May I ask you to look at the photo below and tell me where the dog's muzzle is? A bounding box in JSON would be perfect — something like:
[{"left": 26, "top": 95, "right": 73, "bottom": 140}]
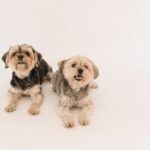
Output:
[{"left": 74, "top": 74, "right": 83, "bottom": 81}]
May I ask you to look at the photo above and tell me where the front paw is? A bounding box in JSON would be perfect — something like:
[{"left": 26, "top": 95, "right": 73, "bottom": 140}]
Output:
[
  {"left": 79, "top": 117, "right": 90, "bottom": 126},
  {"left": 63, "top": 117, "right": 75, "bottom": 128},
  {"left": 28, "top": 106, "right": 40, "bottom": 115},
  {"left": 5, "top": 104, "right": 16, "bottom": 112}
]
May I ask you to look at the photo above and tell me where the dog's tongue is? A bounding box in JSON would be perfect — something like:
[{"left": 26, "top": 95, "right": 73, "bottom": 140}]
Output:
[{"left": 76, "top": 75, "right": 82, "bottom": 79}]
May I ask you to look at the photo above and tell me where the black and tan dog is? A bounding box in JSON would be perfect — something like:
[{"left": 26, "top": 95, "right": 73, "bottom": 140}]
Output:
[{"left": 2, "top": 44, "right": 52, "bottom": 115}]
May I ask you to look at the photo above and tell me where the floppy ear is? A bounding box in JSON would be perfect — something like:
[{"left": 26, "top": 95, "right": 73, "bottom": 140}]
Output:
[
  {"left": 91, "top": 61, "right": 99, "bottom": 79},
  {"left": 2, "top": 52, "right": 9, "bottom": 68},
  {"left": 58, "top": 59, "right": 67, "bottom": 73},
  {"left": 35, "top": 52, "right": 42, "bottom": 66},
  {"left": 32, "top": 49, "right": 42, "bottom": 66},
  {"left": 36, "top": 52, "right": 42, "bottom": 61}
]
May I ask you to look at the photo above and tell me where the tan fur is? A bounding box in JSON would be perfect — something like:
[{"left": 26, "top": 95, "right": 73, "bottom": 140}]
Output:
[
  {"left": 62, "top": 56, "right": 96, "bottom": 90},
  {"left": 3, "top": 44, "right": 45, "bottom": 115},
  {"left": 57, "top": 55, "right": 98, "bottom": 128},
  {"left": 5, "top": 85, "right": 43, "bottom": 115},
  {"left": 4, "top": 44, "right": 39, "bottom": 79},
  {"left": 90, "top": 81, "right": 98, "bottom": 89},
  {"left": 58, "top": 94, "right": 94, "bottom": 127}
]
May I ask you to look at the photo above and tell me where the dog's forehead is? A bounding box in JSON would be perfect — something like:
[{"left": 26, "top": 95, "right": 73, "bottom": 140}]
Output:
[
  {"left": 20, "top": 44, "right": 33, "bottom": 52},
  {"left": 9, "top": 45, "right": 33, "bottom": 55},
  {"left": 81, "top": 57, "right": 90, "bottom": 64},
  {"left": 69, "top": 56, "right": 91, "bottom": 65},
  {"left": 68, "top": 56, "right": 80, "bottom": 64},
  {"left": 8, "top": 46, "right": 19, "bottom": 56},
  {"left": 9, "top": 46, "right": 18, "bottom": 52}
]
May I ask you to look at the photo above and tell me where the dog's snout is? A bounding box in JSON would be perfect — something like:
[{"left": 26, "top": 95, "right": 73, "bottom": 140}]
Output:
[
  {"left": 78, "top": 68, "right": 83, "bottom": 74},
  {"left": 18, "top": 55, "right": 24, "bottom": 60}
]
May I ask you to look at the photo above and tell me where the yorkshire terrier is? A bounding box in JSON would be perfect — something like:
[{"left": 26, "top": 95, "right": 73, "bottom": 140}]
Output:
[
  {"left": 52, "top": 55, "right": 99, "bottom": 127},
  {"left": 2, "top": 44, "right": 52, "bottom": 115}
]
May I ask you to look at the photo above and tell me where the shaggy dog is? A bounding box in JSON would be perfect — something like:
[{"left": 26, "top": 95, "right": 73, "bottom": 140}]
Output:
[
  {"left": 2, "top": 44, "right": 52, "bottom": 115},
  {"left": 52, "top": 55, "right": 99, "bottom": 127}
]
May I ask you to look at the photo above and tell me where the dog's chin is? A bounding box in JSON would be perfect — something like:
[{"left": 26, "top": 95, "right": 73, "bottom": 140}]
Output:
[
  {"left": 66, "top": 75, "right": 91, "bottom": 90},
  {"left": 16, "top": 62, "right": 28, "bottom": 70},
  {"left": 12, "top": 62, "right": 32, "bottom": 79}
]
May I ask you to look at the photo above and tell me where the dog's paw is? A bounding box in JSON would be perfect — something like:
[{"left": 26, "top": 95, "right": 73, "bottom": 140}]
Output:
[
  {"left": 90, "top": 82, "right": 98, "bottom": 89},
  {"left": 5, "top": 104, "right": 16, "bottom": 112},
  {"left": 63, "top": 117, "right": 75, "bottom": 128},
  {"left": 79, "top": 117, "right": 90, "bottom": 126},
  {"left": 28, "top": 106, "right": 40, "bottom": 115},
  {"left": 64, "top": 121, "right": 75, "bottom": 128}
]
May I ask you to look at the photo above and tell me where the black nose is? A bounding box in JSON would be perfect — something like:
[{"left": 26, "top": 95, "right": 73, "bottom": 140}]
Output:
[
  {"left": 18, "top": 55, "right": 24, "bottom": 60},
  {"left": 78, "top": 68, "right": 83, "bottom": 74}
]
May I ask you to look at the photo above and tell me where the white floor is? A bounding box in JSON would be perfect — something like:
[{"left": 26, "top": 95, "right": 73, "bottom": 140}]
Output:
[{"left": 0, "top": 0, "right": 150, "bottom": 150}]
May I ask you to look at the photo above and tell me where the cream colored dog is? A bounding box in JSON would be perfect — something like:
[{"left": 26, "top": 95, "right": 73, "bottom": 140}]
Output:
[{"left": 52, "top": 55, "right": 99, "bottom": 128}]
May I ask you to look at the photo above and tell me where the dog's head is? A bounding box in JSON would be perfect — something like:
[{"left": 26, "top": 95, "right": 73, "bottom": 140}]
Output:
[
  {"left": 2, "top": 44, "right": 42, "bottom": 78},
  {"left": 59, "top": 55, "right": 99, "bottom": 89}
]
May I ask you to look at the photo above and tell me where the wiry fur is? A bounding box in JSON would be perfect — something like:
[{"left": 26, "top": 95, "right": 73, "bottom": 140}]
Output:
[
  {"left": 52, "top": 55, "right": 99, "bottom": 128},
  {"left": 2, "top": 44, "right": 53, "bottom": 115}
]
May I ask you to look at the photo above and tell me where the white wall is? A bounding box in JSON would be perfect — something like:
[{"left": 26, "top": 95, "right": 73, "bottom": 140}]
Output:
[{"left": 0, "top": 0, "right": 150, "bottom": 150}]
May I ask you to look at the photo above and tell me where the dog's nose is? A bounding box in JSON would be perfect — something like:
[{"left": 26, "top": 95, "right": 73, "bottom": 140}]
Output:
[
  {"left": 78, "top": 68, "right": 83, "bottom": 74},
  {"left": 18, "top": 55, "right": 24, "bottom": 60}
]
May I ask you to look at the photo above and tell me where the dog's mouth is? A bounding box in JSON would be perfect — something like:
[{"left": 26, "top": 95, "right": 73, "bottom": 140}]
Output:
[
  {"left": 17, "top": 59, "right": 26, "bottom": 64},
  {"left": 74, "top": 75, "right": 83, "bottom": 81},
  {"left": 18, "top": 61, "right": 25, "bottom": 64},
  {"left": 17, "top": 61, "right": 27, "bottom": 69}
]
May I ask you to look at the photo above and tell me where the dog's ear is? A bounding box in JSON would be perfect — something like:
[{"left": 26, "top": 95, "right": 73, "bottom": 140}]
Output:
[
  {"left": 2, "top": 52, "right": 9, "bottom": 68},
  {"left": 36, "top": 52, "right": 42, "bottom": 61},
  {"left": 93, "top": 63, "right": 99, "bottom": 79},
  {"left": 32, "top": 49, "right": 42, "bottom": 66},
  {"left": 35, "top": 52, "right": 42, "bottom": 66},
  {"left": 58, "top": 59, "right": 67, "bottom": 73},
  {"left": 91, "top": 61, "right": 99, "bottom": 79}
]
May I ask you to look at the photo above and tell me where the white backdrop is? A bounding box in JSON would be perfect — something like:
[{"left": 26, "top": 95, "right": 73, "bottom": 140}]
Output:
[{"left": 0, "top": 0, "right": 150, "bottom": 150}]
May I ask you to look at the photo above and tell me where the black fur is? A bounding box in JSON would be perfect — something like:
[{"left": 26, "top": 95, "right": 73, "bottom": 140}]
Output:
[
  {"left": 2, "top": 52, "right": 9, "bottom": 68},
  {"left": 11, "top": 59, "right": 52, "bottom": 90}
]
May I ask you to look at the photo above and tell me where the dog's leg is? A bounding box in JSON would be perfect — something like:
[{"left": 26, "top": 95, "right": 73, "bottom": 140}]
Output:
[
  {"left": 57, "top": 96, "right": 75, "bottom": 128},
  {"left": 57, "top": 105, "right": 75, "bottom": 128},
  {"left": 5, "top": 90, "right": 21, "bottom": 112},
  {"left": 79, "top": 99, "right": 94, "bottom": 126},
  {"left": 28, "top": 86, "right": 43, "bottom": 115}
]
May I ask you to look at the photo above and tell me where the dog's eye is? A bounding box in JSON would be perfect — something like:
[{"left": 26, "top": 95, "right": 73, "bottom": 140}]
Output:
[
  {"left": 12, "top": 52, "right": 17, "bottom": 57},
  {"left": 25, "top": 52, "right": 30, "bottom": 57},
  {"left": 84, "top": 65, "right": 88, "bottom": 69},
  {"left": 72, "top": 63, "right": 76, "bottom": 68}
]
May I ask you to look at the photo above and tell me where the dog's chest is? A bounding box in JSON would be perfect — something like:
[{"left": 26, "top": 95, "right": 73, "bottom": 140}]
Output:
[
  {"left": 10, "top": 69, "right": 41, "bottom": 90},
  {"left": 63, "top": 85, "right": 89, "bottom": 101},
  {"left": 11, "top": 76, "right": 36, "bottom": 90}
]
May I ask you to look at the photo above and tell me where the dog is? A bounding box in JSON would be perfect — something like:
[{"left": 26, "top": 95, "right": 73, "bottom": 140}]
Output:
[
  {"left": 52, "top": 55, "right": 99, "bottom": 128},
  {"left": 2, "top": 44, "right": 52, "bottom": 115}
]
